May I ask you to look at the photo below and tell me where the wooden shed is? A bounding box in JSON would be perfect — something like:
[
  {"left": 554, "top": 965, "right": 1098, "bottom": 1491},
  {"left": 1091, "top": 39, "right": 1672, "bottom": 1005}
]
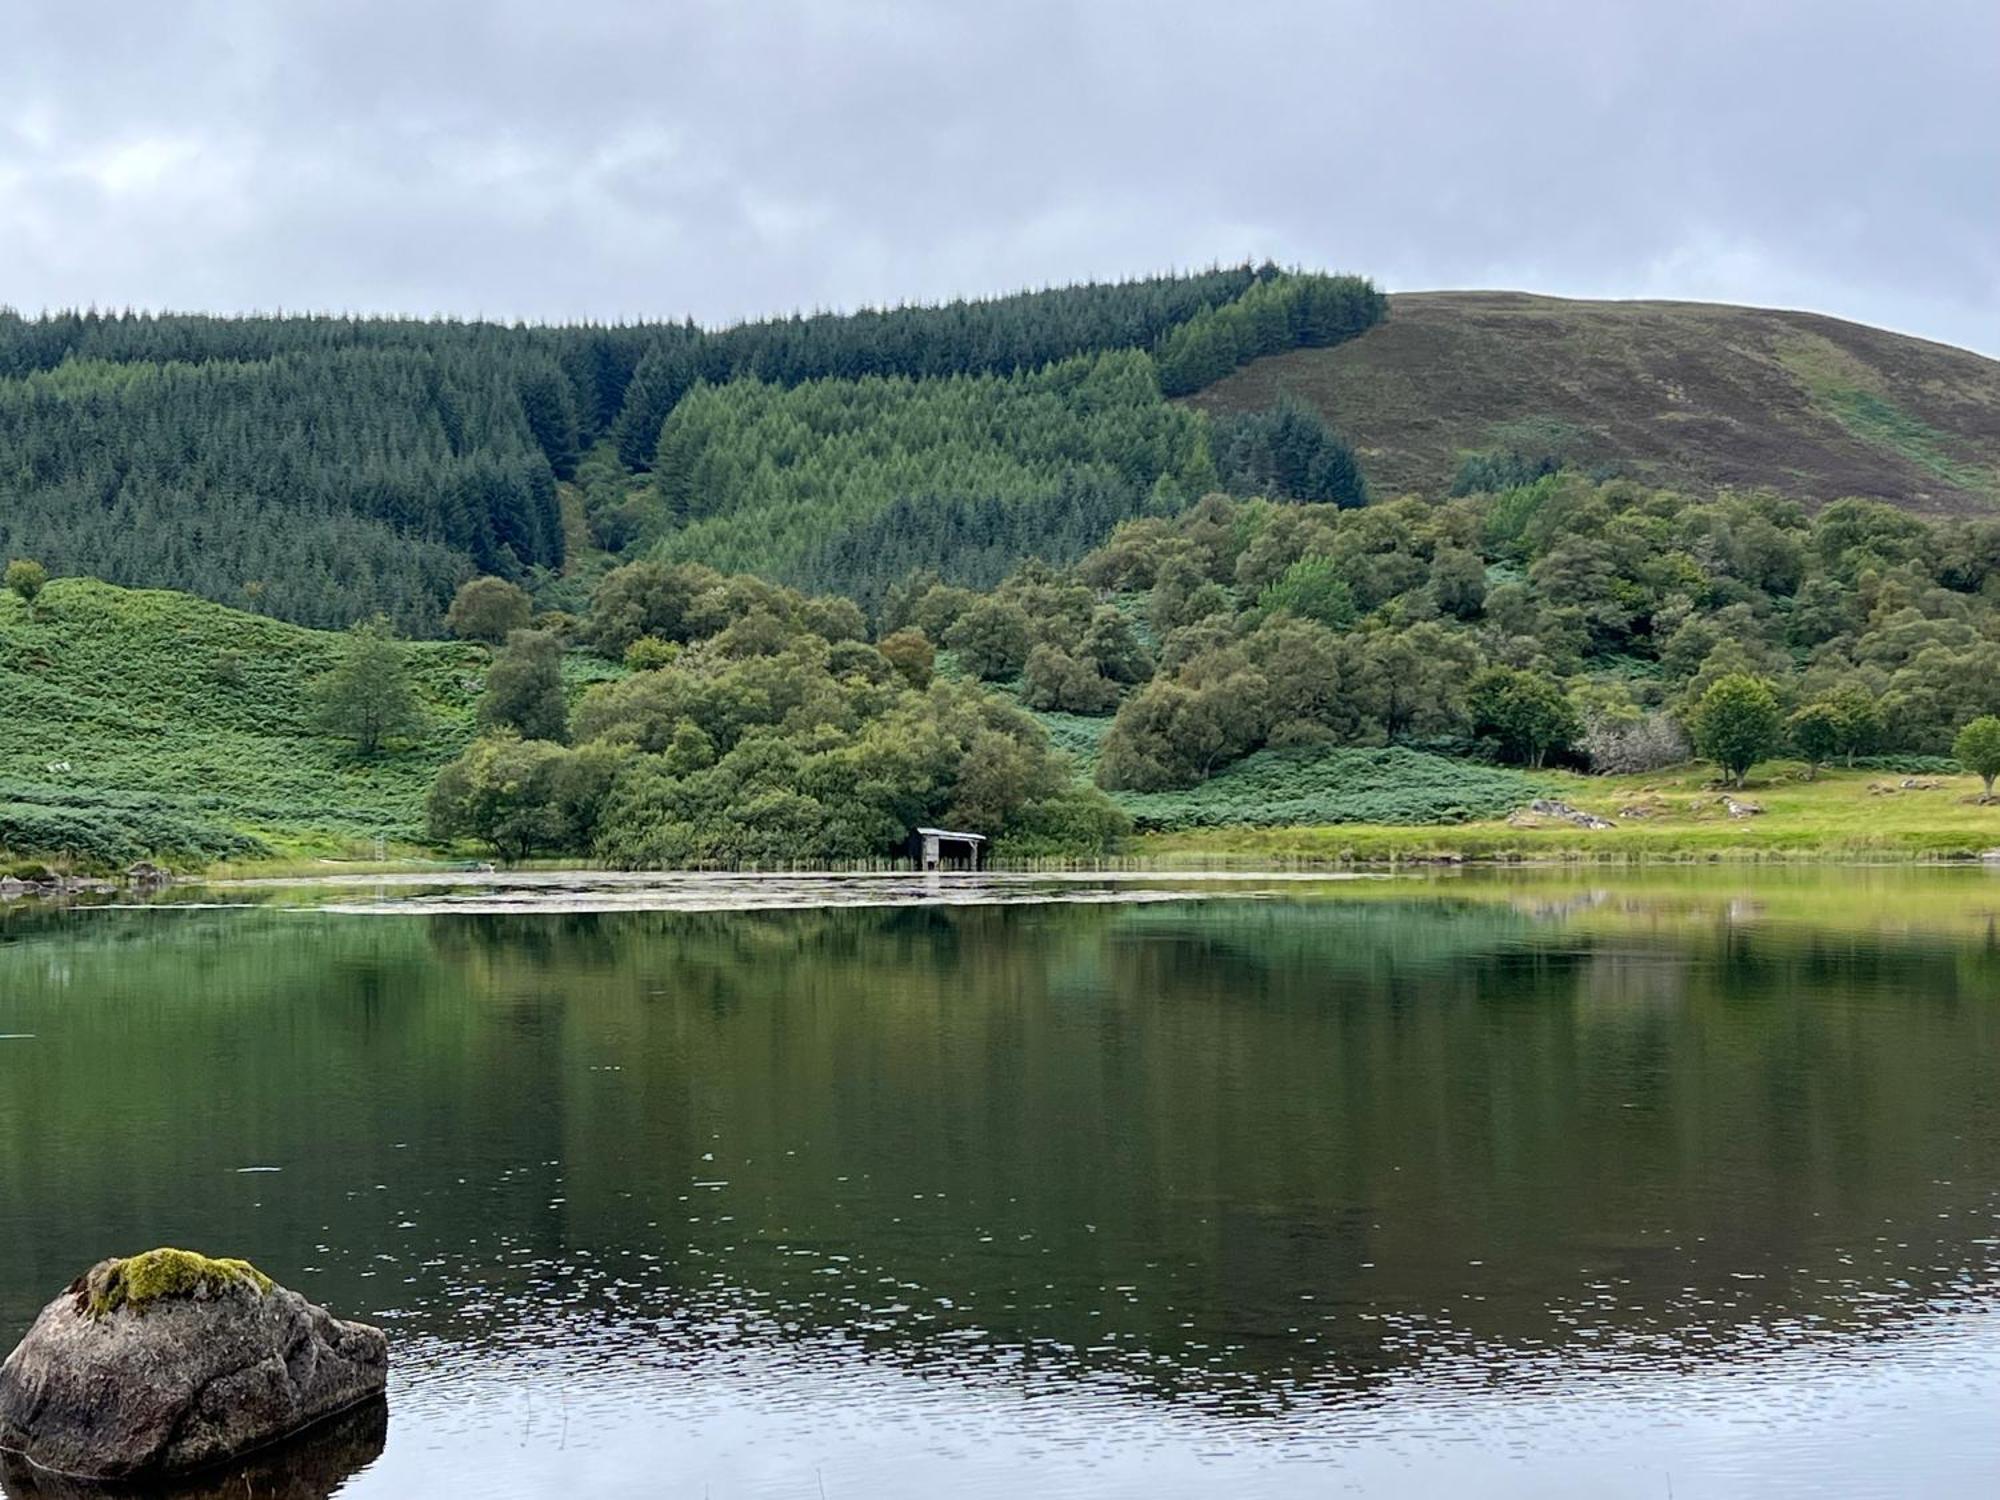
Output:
[{"left": 912, "top": 827, "right": 986, "bottom": 871}]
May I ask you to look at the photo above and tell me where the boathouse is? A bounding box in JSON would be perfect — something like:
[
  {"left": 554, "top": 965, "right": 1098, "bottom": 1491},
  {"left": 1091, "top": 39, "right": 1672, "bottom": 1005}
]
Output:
[{"left": 912, "top": 827, "right": 985, "bottom": 871}]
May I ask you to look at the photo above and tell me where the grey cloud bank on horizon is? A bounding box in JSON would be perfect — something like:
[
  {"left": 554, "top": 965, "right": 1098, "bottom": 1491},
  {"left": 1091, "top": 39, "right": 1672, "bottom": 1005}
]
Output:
[{"left": 2, "top": 0, "right": 1996, "bottom": 355}]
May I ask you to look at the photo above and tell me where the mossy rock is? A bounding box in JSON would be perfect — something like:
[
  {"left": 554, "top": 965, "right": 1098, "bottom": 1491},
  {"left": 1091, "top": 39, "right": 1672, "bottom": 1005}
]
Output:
[
  {"left": 2, "top": 1249, "right": 387, "bottom": 1480},
  {"left": 79, "top": 1248, "right": 274, "bottom": 1320}
]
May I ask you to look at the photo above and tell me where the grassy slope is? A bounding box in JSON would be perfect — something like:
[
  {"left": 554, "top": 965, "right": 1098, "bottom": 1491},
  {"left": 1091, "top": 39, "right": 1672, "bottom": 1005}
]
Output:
[
  {"left": 1138, "top": 763, "right": 2000, "bottom": 863},
  {"left": 1105, "top": 746, "right": 1535, "bottom": 831},
  {"left": 1190, "top": 291, "right": 2000, "bottom": 511},
  {"left": 0, "top": 580, "right": 602, "bottom": 861}
]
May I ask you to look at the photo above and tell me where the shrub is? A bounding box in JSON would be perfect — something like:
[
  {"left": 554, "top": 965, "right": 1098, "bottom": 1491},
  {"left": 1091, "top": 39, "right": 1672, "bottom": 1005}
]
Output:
[
  {"left": 445, "top": 576, "right": 533, "bottom": 645},
  {"left": 623, "top": 636, "right": 680, "bottom": 671},
  {"left": 0, "top": 796, "right": 261, "bottom": 868},
  {"left": 1580, "top": 713, "right": 1689, "bottom": 774},
  {"left": 5, "top": 558, "right": 49, "bottom": 611}
]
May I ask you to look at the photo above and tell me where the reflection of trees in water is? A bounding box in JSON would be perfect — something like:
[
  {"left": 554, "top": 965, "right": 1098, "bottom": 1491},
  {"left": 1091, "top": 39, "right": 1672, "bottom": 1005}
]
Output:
[{"left": 7, "top": 898, "right": 2000, "bottom": 1410}]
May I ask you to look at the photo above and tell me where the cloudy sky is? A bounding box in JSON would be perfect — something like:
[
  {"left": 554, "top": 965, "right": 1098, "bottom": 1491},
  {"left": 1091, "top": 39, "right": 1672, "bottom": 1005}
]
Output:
[{"left": 4, "top": 0, "right": 1996, "bottom": 353}]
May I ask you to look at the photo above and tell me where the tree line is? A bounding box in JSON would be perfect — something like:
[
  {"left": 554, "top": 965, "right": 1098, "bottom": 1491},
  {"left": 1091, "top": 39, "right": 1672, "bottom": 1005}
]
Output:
[
  {"left": 0, "top": 348, "right": 568, "bottom": 634},
  {"left": 0, "top": 267, "right": 1377, "bottom": 634},
  {"left": 879, "top": 477, "right": 2000, "bottom": 792},
  {"left": 412, "top": 564, "right": 1126, "bottom": 865}
]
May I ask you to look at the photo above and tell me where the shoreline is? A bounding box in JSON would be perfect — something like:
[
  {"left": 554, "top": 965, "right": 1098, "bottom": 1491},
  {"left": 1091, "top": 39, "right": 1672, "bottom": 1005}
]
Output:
[
  {"left": 11, "top": 840, "right": 2000, "bottom": 898},
  {"left": 9, "top": 766, "right": 2000, "bottom": 885}
]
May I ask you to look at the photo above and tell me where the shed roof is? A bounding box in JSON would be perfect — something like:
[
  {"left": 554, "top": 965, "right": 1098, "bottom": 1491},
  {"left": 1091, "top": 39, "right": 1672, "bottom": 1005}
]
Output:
[{"left": 915, "top": 827, "right": 987, "bottom": 841}]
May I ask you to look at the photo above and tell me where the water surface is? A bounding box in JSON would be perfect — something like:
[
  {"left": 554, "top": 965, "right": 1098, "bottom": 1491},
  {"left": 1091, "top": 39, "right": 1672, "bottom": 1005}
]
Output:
[{"left": 4, "top": 870, "right": 2000, "bottom": 1497}]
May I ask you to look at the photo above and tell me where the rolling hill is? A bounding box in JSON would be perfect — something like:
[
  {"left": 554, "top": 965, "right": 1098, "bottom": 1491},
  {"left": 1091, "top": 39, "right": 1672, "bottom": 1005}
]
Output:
[
  {"left": 1189, "top": 291, "right": 2000, "bottom": 511},
  {"left": 0, "top": 580, "right": 569, "bottom": 864}
]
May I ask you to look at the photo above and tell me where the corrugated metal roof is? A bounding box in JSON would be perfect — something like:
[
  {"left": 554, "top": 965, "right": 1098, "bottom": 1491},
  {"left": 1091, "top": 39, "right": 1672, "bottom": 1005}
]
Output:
[{"left": 914, "top": 827, "right": 986, "bottom": 840}]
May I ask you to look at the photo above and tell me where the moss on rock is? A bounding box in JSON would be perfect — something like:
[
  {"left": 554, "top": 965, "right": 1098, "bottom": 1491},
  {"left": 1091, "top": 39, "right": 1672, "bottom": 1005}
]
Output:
[{"left": 80, "top": 1249, "right": 273, "bottom": 1320}]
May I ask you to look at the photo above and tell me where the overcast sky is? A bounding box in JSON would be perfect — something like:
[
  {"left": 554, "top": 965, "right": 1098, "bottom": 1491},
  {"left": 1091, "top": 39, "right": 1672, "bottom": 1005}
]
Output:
[{"left": 4, "top": 1, "right": 1996, "bottom": 353}]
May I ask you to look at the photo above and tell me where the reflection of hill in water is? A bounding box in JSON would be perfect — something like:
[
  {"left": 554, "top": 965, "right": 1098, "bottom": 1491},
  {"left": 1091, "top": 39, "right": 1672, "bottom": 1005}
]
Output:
[{"left": 4, "top": 892, "right": 2000, "bottom": 1410}]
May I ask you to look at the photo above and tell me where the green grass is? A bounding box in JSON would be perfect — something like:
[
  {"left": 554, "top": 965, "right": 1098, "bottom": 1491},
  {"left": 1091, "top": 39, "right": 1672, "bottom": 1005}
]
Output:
[
  {"left": 0, "top": 580, "right": 491, "bottom": 865},
  {"left": 1818, "top": 388, "right": 1999, "bottom": 498},
  {"left": 1021, "top": 707, "right": 1115, "bottom": 772},
  {"left": 1111, "top": 745, "right": 1537, "bottom": 832},
  {"left": 1139, "top": 763, "right": 2000, "bottom": 863}
]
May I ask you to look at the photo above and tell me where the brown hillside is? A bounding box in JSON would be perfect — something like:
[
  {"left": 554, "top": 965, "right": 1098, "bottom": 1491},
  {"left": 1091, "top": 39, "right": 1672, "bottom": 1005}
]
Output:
[{"left": 1188, "top": 291, "right": 2000, "bottom": 512}]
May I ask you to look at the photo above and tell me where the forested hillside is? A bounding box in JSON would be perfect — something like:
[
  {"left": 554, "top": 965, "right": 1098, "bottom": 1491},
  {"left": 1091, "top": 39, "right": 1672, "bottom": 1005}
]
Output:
[
  {"left": 0, "top": 267, "right": 1381, "bottom": 631},
  {"left": 650, "top": 352, "right": 1213, "bottom": 596},
  {"left": 890, "top": 477, "right": 2000, "bottom": 800}
]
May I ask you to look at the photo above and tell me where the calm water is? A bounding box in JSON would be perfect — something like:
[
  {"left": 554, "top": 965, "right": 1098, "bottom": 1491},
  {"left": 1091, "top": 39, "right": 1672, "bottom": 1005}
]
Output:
[{"left": 4, "top": 870, "right": 2000, "bottom": 1497}]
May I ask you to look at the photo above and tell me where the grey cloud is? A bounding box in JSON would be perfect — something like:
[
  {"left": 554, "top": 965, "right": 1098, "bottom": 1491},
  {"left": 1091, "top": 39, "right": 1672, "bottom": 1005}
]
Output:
[{"left": 2, "top": 0, "right": 1995, "bottom": 353}]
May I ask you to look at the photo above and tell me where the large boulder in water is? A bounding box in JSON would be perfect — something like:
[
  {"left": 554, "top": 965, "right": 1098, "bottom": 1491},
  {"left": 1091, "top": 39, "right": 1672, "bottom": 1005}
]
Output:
[{"left": 0, "top": 1250, "right": 388, "bottom": 1483}]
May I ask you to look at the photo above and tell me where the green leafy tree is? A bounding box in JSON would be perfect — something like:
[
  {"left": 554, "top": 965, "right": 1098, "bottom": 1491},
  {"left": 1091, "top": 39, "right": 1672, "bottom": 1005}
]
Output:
[
  {"left": 1824, "top": 685, "right": 1883, "bottom": 766},
  {"left": 446, "top": 576, "right": 534, "bottom": 645},
  {"left": 1788, "top": 700, "right": 1843, "bottom": 780},
  {"left": 946, "top": 598, "right": 1032, "bottom": 681},
  {"left": 624, "top": 636, "right": 680, "bottom": 671},
  {"left": 1690, "top": 673, "right": 1782, "bottom": 787},
  {"left": 311, "top": 616, "right": 421, "bottom": 755},
  {"left": 1953, "top": 716, "right": 2000, "bottom": 800},
  {"left": 5, "top": 559, "right": 48, "bottom": 615},
  {"left": 480, "top": 629, "right": 568, "bottom": 742},
  {"left": 427, "top": 734, "right": 570, "bottom": 859},
  {"left": 1467, "top": 667, "right": 1579, "bottom": 768},
  {"left": 1096, "top": 669, "right": 1268, "bottom": 790},
  {"left": 1258, "top": 554, "right": 1356, "bottom": 630},
  {"left": 583, "top": 560, "right": 710, "bottom": 657},
  {"left": 1021, "top": 645, "right": 1119, "bottom": 714},
  {"left": 1078, "top": 606, "right": 1153, "bottom": 684},
  {"left": 1430, "top": 546, "right": 1488, "bottom": 619},
  {"left": 877, "top": 628, "right": 936, "bottom": 689}
]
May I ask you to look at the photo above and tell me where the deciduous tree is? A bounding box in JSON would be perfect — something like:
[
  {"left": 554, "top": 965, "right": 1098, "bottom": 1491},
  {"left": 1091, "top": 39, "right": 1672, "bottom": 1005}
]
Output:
[
  {"left": 1690, "top": 673, "right": 1781, "bottom": 787},
  {"left": 5, "top": 559, "right": 47, "bottom": 615},
  {"left": 446, "top": 576, "right": 533, "bottom": 645},
  {"left": 1788, "top": 700, "right": 1843, "bottom": 780},
  {"left": 1467, "top": 667, "right": 1579, "bottom": 768},
  {"left": 1952, "top": 716, "right": 2000, "bottom": 800},
  {"left": 480, "top": 629, "right": 568, "bottom": 742},
  {"left": 312, "top": 616, "right": 421, "bottom": 756}
]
